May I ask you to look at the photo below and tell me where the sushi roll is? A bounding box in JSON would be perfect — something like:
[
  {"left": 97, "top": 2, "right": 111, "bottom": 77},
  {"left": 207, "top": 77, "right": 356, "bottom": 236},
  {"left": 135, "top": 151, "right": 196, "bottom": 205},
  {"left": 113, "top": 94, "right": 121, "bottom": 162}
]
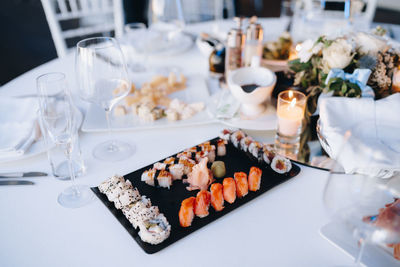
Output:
[
  {"left": 169, "top": 163, "right": 184, "bottom": 180},
  {"left": 217, "top": 139, "right": 227, "bottom": 157},
  {"left": 98, "top": 178, "right": 115, "bottom": 194},
  {"left": 210, "top": 183, "right": 224, "bottom": 211},
  {"left": 178, "top": 157, "right": 196, "bottom": 175},
  {"left": 129, "top": 206, "right": 160, "bottom": 229},
  {"left": 194, "top": 190, "right": 211, "bottom": 218},
  {"left": 114, "top": 188, "right": 141, "bottom": 210},
  {"left": 219, "top": 129, "right": 232, "bottom": 141},
  {"left": 248, "top": 167, "right": 262, "bottom": 192},
  {"left": 177, "top": 151, "right": 194, "bottom": 159},
  {"left": 234, "top": 172, "right": 249, "bottom": 198},
  {"left": 248, "top": 141, "right": 262, "bottom": 159},
  {"left": 230, "top": 130, "right": 245, "bottom": 148},
  {"left": 262, "top": 144, "right": 276, "bottom": 164},
  {"left": 157, "top": 170, "right": 173, "bottom": 189},
  {"left": 195, "top": 150, "right": 207, "bottom": 162},
  {"left": 206, "top": 147, "right": 216, "bottom": 163},
  {"left": 138, "top": 213, "right": 171, "bottom": 245},
  {"left": 141, "top": 169, "right": 156, "bottom": 186},
  {"left": 179, "top": 197, "right": 196, "bottom": 227},
  {"left": 123, "top": 195, "right": 152, "bottom": 218},
  {"left": 240, "top": 136, "right": 253, "bottom": 152},
  {"left": 153, "top": 162, "right": 167, "bottom": 170},
  {"left": 185, "top": 146, "right": 197, "bottom": 153},
  {"left": 223, "top": 178, "right": 236, "bottom": 204},
  {"left": 271, "top": 155, "right": 292, "bottom": 174}
]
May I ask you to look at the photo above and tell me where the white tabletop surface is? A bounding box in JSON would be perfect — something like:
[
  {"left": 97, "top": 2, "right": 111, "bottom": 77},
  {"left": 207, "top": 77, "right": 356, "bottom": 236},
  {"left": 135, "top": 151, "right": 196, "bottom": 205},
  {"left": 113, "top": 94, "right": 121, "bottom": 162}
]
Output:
[{"left": 1, "top": 18, "right": 399, "bottom": 267}]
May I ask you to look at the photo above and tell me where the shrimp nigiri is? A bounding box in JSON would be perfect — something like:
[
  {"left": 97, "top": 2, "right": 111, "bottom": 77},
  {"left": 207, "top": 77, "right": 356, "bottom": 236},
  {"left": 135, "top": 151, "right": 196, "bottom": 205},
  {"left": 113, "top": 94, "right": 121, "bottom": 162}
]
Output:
[
  {"left": 179, "top": 197, "right": 195, "bottom": 227},
  {"left": 210, "top": 183, "right": 224, "bottom": 211},
  {"left": 248, "top": 167, "right": 262, "bottom": 192},
  {"left": 234, "top": 172, "right": 249, "bottom": 198},
  {"left": 222, "top": 177, "right": 236, "bottom": 204},
  {"left": 194, "top": 190, "right": 211, "bottom": 218}
]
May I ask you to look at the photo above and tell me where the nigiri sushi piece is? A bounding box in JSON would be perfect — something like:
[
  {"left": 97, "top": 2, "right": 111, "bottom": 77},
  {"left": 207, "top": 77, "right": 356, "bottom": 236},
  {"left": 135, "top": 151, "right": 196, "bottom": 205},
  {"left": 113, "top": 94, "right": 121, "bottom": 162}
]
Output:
[
  {"left": 138, "top": 213, "right": 171, "bottom": 245},
  {"left": 217, "top": 139, "right": 227, "bottom": 157},
  {"left": 141, "top": 169, "right": 156, "bottom": 186},
  {"left": 164, "top": 157, "right": 176, "bottom": 165},
  {"left": 248, "top": 167, "right": 262, "bottom": 192},
  {"left": 194, "top": 190, "right": 211, "bottom": 218},
  {"left": 271, "top": 155, "right": 292, "bottom": 174},
  {"left": 222, "top": 177, "right": 236, "bottom": 204},
  {"left": 219, "top": 129, "right": 232, "bottom": 141},
  {"left": 230, "top": 130, "right": 245, "bottom": 148},
  {"left": 185, "top": 157, "right": 213, "bottom": 191},
  {"left": 157, "top": 170, "right": 173, "bottom": 189},
  {"left": 153, "top": 162, "right": 167, "bottom": 170},
  {"left": 169, "top": 163, "right": 184, "bottom": 180},
  {"left": 234, "top": 172, "right": 249, "bottom": 198},
  {"left": 262, "top": 144, "right": 276, "bottom": 164},
  {"left": 179, "top": 197, "right": 196, "bottom": 227},
  {"left": 240, "top": 136, "right": 253, "bottom": 152},
  {"left": 179, "top": 157, "right": 196, "bottom": 175},
  {"left": 210, "top": 183, "right": 224, "bottom": 211},
  {"left": 195, "top": 150, "right": 208, "bottom": 162}
]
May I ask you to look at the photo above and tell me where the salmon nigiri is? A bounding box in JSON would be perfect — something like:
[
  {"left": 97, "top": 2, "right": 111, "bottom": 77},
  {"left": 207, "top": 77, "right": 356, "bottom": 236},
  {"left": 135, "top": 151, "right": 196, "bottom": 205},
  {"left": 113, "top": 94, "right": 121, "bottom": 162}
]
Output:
[
  {"left": 194, "top": 190, "right": 211, "bottom": 218},
  {"left": 210, "top": 183, "right": 224, "bottom": 211},
  {"left": 223, "top": 177, "right": 236, "bottom": 204},
  {"left": 179, "top": 197, "right": 196, "bottom": 227},
  {"left": 234, "top": 172, "right": 249, "bottom": 198},
  {"left": 248, "top": 167, "right": 262, "bottom": 192}
]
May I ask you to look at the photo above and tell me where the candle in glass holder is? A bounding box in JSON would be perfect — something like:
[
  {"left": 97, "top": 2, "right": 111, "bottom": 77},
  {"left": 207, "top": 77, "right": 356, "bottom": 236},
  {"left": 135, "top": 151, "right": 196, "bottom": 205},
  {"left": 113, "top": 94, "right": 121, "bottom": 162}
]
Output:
[{"left": 275, "top": 90, "right": 306, "bottom": 158}]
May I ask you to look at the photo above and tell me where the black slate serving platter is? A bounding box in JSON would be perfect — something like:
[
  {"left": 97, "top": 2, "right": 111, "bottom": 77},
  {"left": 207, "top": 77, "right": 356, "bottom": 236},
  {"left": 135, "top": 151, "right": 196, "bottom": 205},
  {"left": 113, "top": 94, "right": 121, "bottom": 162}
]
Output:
[{"left": 92, "top": 137, "right": 301, "bottom": 254}]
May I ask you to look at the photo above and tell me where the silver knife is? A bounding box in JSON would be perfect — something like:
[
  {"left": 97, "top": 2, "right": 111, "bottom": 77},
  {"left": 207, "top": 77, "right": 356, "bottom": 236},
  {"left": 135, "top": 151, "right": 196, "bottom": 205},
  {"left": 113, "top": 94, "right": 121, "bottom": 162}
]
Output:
[
  {"left": 0, "top": 172, "right": 48, "bottom": 178},
  {"left": 0, "top": 180, "right": 35, "bottom": 185}
]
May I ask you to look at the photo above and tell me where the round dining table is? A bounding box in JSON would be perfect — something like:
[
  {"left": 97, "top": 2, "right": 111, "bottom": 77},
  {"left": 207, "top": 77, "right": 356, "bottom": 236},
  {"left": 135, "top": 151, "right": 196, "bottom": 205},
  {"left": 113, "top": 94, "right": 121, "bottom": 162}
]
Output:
[{"left": 1, "top": 18, "right": 399, "bottom": 267}]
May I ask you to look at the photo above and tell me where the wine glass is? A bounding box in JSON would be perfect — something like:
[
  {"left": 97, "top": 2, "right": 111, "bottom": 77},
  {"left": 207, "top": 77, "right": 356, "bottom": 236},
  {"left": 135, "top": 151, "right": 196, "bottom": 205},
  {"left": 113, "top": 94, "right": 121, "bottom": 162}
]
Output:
[
  {"left": 37, "top": 72, "right": 93, "bottom": 208},
  {"left": 323, "top": 125, "right": 400, "bottom": 266},
  {"left": 75, "top": 37, "right": 134, "bottom": 162}
]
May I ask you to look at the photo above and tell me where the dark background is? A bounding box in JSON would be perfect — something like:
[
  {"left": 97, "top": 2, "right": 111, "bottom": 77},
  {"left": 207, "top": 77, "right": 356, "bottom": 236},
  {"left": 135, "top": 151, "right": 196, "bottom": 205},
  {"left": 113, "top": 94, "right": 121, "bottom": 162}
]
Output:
[{"left": 1, "top": 0, "right": 399, "bottom": 86}]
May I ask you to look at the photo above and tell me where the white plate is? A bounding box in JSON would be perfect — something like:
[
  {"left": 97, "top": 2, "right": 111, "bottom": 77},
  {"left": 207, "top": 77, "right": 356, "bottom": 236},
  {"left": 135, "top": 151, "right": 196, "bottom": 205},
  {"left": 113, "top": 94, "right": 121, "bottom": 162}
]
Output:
[
  {"left": 320, "top": 222, "right": 399, "bottom": 267},
  {"left": 207, "top": 90, "right": 278, "bottom": 131},
  {"left": 81, "top": 74, "right": 217, "bottom": 132}
]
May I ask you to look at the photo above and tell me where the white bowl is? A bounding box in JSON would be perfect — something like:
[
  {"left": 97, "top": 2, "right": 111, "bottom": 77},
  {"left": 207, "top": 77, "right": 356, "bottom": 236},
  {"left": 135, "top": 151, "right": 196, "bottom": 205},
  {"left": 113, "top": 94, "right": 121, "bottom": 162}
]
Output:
[{"left": 227, "top": 67, "right": 276, "bottom": 117}]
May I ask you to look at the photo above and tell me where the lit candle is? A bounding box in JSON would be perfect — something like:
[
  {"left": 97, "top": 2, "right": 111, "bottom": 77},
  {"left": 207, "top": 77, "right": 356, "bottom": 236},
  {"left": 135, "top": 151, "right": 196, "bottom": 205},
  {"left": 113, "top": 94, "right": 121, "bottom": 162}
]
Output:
[{"left": 276, "top": 90, "right": 306, "bottom": 136}]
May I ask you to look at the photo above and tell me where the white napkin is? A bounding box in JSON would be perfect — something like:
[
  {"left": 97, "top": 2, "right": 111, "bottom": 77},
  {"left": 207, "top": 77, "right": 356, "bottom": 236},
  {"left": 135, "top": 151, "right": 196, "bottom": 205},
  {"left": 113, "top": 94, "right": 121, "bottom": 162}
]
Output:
[
  {"left": 318, "top": 93, "right": 400, "bottom": 178},
  {"left": 0, "top": 97, "right": 39, "bottom": 159}
]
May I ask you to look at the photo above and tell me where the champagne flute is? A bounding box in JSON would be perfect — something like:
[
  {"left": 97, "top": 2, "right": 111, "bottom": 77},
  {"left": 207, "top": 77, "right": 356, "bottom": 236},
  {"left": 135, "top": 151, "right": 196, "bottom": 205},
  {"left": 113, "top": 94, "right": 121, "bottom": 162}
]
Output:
[
  {"left": 37, "top": 72, "right": 93, "bottom": 208},
  {"left": 323, "top": 123, "right": 400, "bottom": 266},
  {"left": 75, "top": 37, "right": 134, "bottom": 162}
]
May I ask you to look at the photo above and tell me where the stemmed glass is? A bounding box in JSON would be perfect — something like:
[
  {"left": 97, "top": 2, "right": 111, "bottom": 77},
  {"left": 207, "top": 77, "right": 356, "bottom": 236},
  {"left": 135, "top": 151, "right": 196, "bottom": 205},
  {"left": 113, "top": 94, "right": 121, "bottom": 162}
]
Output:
[
  {"left": 123, "top": 22, "right": 148, "bottom": 72},
  {"left": 37, "top": 72, "right": 93, "bottom": 208},
  {"left": 75, "top": 37, "right": 134, "bottom": 162},
  {"left": 323, "top": 125, "right": 400, "bottom": 266}
]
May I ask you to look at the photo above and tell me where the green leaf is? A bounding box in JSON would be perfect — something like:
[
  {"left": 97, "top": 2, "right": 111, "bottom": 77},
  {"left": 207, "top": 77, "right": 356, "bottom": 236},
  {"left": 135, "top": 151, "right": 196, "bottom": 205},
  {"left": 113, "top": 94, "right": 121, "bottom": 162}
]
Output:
[{"left": 341, "top": 83, "right": 347, "bottom": 94}]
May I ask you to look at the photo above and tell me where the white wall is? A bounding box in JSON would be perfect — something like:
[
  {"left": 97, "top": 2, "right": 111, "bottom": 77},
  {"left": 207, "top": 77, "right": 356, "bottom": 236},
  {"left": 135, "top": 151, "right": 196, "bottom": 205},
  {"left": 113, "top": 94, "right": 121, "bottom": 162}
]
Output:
[{"left": 378, "top": 0, "right": 400, "bottom": 11}]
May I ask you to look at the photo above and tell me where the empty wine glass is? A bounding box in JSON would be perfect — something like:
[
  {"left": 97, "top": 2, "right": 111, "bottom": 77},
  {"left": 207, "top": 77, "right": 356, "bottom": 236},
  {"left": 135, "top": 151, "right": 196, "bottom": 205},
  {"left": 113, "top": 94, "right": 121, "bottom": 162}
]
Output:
[
  {"left": 75, "top": 37, "right": 134, "bottom": 162},
  {"left": 37, "top": 72, "right": 93, "bottom": 208},
  {"left": 123, "top": 22, "right": 148, "bottom": 72},
  {"left": 323, "top": 125, "right": 400, "bottom": 266}
]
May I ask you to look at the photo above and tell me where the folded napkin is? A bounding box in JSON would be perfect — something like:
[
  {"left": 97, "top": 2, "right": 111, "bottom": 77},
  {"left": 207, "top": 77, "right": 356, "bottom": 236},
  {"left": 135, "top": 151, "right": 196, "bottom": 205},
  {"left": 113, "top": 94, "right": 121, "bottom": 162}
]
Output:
[
  {"left": 319, "top": 93, "right": 400, "bottom": 178},
  {"left": 0, "top": 97, "right": 39, "bottom": 159}
]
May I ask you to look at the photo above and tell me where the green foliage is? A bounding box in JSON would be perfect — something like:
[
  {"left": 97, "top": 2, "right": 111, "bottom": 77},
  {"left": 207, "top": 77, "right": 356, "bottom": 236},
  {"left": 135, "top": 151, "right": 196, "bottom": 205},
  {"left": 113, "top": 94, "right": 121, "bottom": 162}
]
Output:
[{"left": 324, "top": 77, "right": 362, "bottom": 97}]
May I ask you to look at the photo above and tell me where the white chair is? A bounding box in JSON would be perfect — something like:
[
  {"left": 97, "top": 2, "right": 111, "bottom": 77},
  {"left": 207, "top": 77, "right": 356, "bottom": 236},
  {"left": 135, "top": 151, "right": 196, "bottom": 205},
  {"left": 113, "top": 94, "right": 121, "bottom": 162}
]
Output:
[{"left": 41, "top": 0, "right": 124, "bottom": 58}]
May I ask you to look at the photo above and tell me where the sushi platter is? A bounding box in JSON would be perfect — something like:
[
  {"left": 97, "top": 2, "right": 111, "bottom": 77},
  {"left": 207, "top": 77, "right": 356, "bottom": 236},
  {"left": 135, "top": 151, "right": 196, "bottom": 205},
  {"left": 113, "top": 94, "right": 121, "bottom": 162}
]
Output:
[{"left": 92, "top": 130, "right": 301, "bottom": 254}]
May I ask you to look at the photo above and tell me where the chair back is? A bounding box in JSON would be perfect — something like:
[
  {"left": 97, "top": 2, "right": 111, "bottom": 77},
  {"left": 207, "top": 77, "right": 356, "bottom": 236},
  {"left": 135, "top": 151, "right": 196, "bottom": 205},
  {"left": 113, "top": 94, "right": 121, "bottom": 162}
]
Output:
[{"left": 41, "top": 0, "right": 124, "bottom": 58}]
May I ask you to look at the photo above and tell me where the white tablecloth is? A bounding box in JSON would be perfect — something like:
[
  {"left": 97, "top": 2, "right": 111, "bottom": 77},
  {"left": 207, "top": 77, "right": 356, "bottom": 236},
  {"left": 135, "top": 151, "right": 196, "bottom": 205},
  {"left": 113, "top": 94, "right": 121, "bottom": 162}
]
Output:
[{"left": 1, "top": 18, "right": 399, "bottom": 267}]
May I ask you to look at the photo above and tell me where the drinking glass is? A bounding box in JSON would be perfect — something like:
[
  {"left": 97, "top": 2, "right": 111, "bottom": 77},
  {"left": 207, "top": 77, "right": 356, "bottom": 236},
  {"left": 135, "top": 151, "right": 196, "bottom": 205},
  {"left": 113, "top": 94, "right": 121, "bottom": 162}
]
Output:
[
  {"left": 124, "top": 22, "right": 148, "bottom": 72},
  {"left": 323, "top": 126, "right": 400, "bottom": 266},
  {"left": 76, "top": 37, "right": 134, "bottom": 162},
  {"left": 37, "top": 72, "right": 93, "bottom": 208}
]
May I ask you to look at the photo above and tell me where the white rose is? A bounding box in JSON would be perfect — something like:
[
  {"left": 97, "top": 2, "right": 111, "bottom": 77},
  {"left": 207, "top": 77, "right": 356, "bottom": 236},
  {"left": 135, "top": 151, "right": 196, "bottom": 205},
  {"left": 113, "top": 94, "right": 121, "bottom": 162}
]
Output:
[
  {"left": 298, "top": 39, "right": 323, "bottom": 63},
  {"left": 354, "top": 32, "right": 389, "bottom": 56},
  {"left": 322, "top": 38, "right": 354, "bottom": 72}
]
